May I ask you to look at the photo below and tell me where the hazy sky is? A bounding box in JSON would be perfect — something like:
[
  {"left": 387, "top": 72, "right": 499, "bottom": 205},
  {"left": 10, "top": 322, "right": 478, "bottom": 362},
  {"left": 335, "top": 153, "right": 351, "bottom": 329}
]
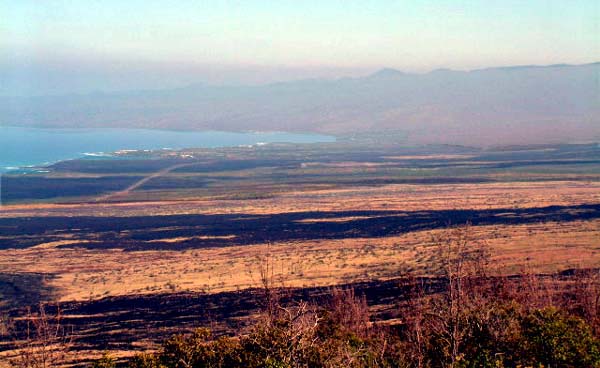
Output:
[{"left": 1, "top": 0, "right": 598, "bottom": 95}]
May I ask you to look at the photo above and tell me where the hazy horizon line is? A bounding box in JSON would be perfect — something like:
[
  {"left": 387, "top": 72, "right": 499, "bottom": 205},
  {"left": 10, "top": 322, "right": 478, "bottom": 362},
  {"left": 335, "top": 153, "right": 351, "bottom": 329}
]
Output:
[{"left": 2, "top": 60, "right": 598, "bottom": 99}]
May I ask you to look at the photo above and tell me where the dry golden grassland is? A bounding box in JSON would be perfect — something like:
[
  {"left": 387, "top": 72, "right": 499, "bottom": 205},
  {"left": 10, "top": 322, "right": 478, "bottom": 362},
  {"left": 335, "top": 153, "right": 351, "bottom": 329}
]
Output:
[
  {"left": 2, "top": 180, "right": 599, "bottom": 218},
  {"left": 1, "top": 220, "right": 599, "bottom": 303},
  {"left": 1, "top": 181, "right": 598, "bottom": 303}
]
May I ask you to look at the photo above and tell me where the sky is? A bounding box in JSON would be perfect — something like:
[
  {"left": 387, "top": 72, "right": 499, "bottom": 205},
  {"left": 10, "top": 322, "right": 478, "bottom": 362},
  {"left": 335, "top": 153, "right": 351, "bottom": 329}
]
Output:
[{"left": 1, "top": 0, "right": 598, "bottom": 95}]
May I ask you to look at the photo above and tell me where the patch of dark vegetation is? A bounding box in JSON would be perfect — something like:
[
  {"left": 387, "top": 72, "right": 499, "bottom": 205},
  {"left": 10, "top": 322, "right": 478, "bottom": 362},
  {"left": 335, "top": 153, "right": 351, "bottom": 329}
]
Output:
[
  {"left": 480, "top": 143, "right": 600, "bottom": 160},
  {"left": 485, "top": 159, "right": 600, "bottom": 169},
  {"left": 0, "top": 204, "right": 599, "bottom": 250},
  {"left": 137, "top": 176, "right": 210, "bottom": 190},
  {"left": 0, "top": 273, "right": 56, "bottom": 310},
  {"left": 172, "top": 159, "right": 300, "bottom": 173},
  {"left": 400, "top": 159, "right": 600, "bottom": 170},
  {"left": 136, "top": 176, "right": 495, "bottom": 192},
  {"left": 0, "top": 175, "right": 144, "bottom": 203},
  {"left": 49, "top": 159, "right": 186, "bottom": 174}
]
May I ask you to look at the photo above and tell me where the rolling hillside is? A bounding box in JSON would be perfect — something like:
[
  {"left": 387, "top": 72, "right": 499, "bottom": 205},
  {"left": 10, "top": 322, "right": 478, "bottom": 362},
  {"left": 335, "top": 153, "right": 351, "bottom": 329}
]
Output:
[{"left": 1, "top": 62, "right": 598, "bottom": 146}]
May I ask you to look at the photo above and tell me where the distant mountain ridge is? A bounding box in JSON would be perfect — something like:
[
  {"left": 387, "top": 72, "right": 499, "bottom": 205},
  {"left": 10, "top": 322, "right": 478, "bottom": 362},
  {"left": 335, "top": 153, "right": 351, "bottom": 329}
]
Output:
[{"left": 1, "top": 62, "right": 598, "bottom": 146}]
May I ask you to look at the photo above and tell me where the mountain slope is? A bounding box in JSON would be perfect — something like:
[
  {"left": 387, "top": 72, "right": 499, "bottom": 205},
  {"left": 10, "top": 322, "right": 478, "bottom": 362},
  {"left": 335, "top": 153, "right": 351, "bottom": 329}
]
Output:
[{"left": 1, "top": 63, "right": 598, "bottom": 146}]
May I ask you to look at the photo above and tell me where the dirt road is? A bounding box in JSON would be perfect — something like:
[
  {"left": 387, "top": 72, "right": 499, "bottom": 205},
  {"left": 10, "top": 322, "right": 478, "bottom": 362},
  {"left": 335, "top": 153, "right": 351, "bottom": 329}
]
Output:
[{"left": 96, "top": 162, "right": 194, "bottom": 202}]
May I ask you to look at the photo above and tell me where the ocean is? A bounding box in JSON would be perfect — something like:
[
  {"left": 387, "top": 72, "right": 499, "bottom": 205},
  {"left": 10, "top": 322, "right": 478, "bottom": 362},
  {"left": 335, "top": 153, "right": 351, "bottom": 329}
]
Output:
[{"left": 0, "top": 126, "right": 335, "bottom": 172}]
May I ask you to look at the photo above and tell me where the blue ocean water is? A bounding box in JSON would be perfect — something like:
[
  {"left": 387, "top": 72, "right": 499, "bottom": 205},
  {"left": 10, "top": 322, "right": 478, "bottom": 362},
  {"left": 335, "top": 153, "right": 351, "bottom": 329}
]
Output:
[{"left": 0, "top": 126, "right": 335, "bottom": 172}]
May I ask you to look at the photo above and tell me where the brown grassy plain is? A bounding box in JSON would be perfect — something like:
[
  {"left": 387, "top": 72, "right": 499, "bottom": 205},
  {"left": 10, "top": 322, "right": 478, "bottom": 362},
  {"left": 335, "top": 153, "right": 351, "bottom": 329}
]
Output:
[
  {"left": 1, "top": 181, "right": 598, "bottom": 303},
  {"left": 2, "top": 180, "right": 599, "bottom": 218}
]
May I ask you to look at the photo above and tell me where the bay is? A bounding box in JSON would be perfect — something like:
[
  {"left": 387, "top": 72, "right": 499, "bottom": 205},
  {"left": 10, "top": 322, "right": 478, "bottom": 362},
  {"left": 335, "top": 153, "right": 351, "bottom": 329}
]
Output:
[{"left": 0, "top": 126, "right": 335, "bottom": 172}]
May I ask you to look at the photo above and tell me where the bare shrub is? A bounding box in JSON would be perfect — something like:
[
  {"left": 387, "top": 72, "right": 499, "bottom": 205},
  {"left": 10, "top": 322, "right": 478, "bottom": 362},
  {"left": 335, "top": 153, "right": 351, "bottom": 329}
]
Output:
[
  {"left": 9, "top": 304, "right": 73, "bottom": 368},
  {"left": 562, "top": 268, "right": 600, "bottom": 335},
  {"left": 325, "top": 287, "right": 371, "bottom": 338},
  {"left": 427, "top": 224, "right": 491, "bottom": 366}
]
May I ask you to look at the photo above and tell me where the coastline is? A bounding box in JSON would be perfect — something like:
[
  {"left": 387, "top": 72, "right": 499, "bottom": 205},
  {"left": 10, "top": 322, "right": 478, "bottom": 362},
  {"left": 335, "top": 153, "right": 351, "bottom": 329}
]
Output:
[{"left": 0, "top": 126, "right": 336, "bottom": 174}]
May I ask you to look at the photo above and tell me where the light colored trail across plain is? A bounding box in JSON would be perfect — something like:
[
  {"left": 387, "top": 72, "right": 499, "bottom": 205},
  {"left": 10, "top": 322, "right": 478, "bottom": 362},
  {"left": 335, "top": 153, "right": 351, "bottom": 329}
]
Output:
[{"left": 96, "top": 162, "right": 195, "bottom": 202}]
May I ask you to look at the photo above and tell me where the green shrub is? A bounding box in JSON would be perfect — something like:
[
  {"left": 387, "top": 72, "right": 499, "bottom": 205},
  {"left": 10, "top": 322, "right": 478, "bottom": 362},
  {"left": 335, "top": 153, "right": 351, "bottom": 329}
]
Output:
[
  {"left": 90, "top": 353, "right": 117, "bottom": 368},
  {"left": 517, "top": 307, "right": 600, "bottom": 368},
  {"left": 90, "top": 293, "right": 600, "bottom": 368}
]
